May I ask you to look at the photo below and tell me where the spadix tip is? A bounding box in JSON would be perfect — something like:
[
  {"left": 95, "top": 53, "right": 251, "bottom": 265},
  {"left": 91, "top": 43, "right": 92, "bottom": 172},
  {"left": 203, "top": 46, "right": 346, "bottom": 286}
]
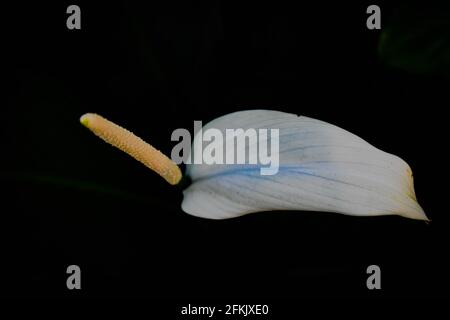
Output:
[{"left": 80, "top": 113, "right": 96, "bottom": 128}]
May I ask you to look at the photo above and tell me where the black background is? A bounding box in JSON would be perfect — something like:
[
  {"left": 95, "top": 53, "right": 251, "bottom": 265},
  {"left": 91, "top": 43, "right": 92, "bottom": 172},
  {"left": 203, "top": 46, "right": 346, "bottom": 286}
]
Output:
[{"left": 3, "top": 1, "right": 449, "bottom": 302}]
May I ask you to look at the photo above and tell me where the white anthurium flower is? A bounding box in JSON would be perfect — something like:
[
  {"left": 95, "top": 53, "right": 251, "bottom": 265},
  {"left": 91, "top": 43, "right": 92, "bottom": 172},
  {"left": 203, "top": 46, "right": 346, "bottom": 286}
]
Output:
[
  {"left": 80, "top": 110, "right": 428, "bottom": 221},
  {"left": 182, "top": 110, "right": 427, "bottom": 221}
]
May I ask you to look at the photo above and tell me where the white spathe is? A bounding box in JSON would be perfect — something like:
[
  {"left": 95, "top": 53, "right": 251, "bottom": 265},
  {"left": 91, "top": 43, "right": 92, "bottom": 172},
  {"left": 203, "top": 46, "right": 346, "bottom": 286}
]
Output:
[{"left": 181, "top": 110, "right": 427, "bottom": 221}]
